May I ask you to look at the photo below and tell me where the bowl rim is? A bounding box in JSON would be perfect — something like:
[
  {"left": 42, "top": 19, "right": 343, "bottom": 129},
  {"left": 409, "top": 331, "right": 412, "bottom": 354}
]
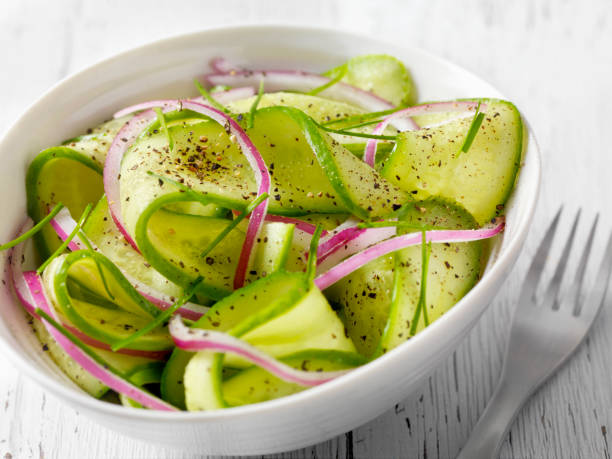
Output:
[{"left": 0, "top": 23, "right": 541, "bottom": 421}]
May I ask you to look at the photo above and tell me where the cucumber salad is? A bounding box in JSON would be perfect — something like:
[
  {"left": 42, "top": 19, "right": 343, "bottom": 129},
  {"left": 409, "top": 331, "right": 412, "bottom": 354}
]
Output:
[{"left": 5, "top": 54, "right": 522, "bottom": 411}]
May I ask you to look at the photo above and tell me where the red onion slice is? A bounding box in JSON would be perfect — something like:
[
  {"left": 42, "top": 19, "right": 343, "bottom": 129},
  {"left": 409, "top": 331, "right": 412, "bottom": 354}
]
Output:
[
  {"left": 21, "top": 271, "right": 176, "bottom": 410},
  {"left": 104, "top": 110, "right": 158, "bottom": 251},
  {"left": 314, "top": 219, "right": 505, "bottom": 290},
  {"left": 206, "top": 70, "right": 397, "bottom": 113},
  {"left": 169, "top": 316, "right": 350, "bottom": 386},
  {"left": 210, "top": 57, "right": 242, "bottom": 74},
  {"left": 49, "top": 209, "right": 207, "bottom": 321},
  {"left": 112, "top": 87, "right": 255, "bottom": 119},
  {"left": 363, "top": 101, "right": 485, "bottom": 167},
  {"left": 317, "top": 226, "right": 398, "bottom": 272}
]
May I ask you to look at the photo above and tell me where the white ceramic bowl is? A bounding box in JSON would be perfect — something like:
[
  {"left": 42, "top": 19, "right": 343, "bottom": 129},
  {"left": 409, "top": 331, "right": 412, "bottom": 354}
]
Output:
[{"left": 0, "top": 25, "right": 540, "bottom": 455}]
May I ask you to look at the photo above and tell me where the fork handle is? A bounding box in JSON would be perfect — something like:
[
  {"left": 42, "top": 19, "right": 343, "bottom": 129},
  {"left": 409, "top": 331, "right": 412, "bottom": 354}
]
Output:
[{"left": 457, "top": 373, "right": 531, "bottom": 459}]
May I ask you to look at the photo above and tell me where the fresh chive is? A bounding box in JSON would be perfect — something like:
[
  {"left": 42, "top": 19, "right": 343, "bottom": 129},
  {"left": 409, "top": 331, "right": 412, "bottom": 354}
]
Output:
[
  {"left": 322, "top": 107, "right": 401, "bottom": 126},
  {"left": 199, "top": 193, "right": 269, "bottom": 258},
  {"left": 194, "top": 79, "right": 231, "bottom": 114},
  {"left": 335, "top": 119, "right": 385, "bottom": 131},
  {"left": 0, "top": 203, "right": 64, "bottom": 251},
  {"left": 77, "top": 232, "right": 116, "bottom": 301},
  {"left": 37, "top": 204, "right": 92, "bottom": 275},
  {"left": 409, "top": 231, "right": 431, "bottom": 335},
  {"left": 457, "top": 102, "right": 484, "bottom": 156},
  {"left": 307, "top": 65, "right": 347, "bottom": 96},
  {"left": 35, "top": 308, "right": 130, "bottom": 379},
  {"left": 306, "top": 225, "right": 324, "bottom": 283},
  {"left": 357, "top": 221, "right": 433, "bottom": 231},
  {"left": 111, "top": 275, "right": 204, "bottom": 352},
  {"left": 153, "top": 107, "right": 173, "bottom": 152},
  {"left": 247, "top": 78, "right": 265, "bottom": 129},
  {"left": 317, "top": 123, "right": 397, "bottom": 141}
]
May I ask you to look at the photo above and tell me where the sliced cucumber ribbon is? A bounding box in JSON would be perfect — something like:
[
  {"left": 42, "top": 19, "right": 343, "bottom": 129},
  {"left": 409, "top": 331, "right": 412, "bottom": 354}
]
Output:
[
  {"left": 49, "top": 207, "right": 207, "bottom": 321},
  {"left": 169, "top": 315, "right": 350, "bottom": 387},
  {"left": 24, "top": 276, "right": 176, "bottom": 410},
  {"left": 363, "top": 101, "right": 484, "bottom": 167}
]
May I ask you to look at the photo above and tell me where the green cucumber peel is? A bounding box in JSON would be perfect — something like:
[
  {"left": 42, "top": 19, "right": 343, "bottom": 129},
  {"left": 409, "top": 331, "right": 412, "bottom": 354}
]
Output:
[
  {"left": 457, "top": 101, "right": 484, "bottom": 156},
  {"left": 26, "top": 146, "right": 103, "bottom": 259},
  {"left": 194, "top": 79, "right": 231, "bottom": 114},
  {"left": 265, "top": 106, "right": 370, "bottom": 219},
  {"left": 0, "top": 202, "right": 64, "bottom": 251},
  {"left": 134, "top": 192, "right": 238, "bottom": 301},
  {"left": 307, "top": 65, "right": 347, "bottom": 96},
  {"left": 247, "top": 78, "right": 265, "bottom": 129},
  {"left": 37, "top": 203, "right": 92, "bottom": 275},
  {"left": 111, "top": 275, "right": 204, "bottom": 351},
  {"left": 200, "top": 193, "right": 269, "bottom": 258},
  {"left": 52, "top": 250, "right": 174, "bottom": 351}
]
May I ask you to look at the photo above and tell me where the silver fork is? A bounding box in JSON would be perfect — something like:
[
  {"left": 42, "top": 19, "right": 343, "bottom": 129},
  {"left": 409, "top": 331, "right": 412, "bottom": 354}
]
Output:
[{"left": 457, "top": 208, "right": 612, "bottom": 459}]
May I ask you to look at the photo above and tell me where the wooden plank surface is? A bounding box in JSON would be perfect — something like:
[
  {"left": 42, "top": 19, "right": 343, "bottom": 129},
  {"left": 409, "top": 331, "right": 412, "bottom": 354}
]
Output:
[{"left": 1, "top": 1, "right": 611, "bottom": 457}]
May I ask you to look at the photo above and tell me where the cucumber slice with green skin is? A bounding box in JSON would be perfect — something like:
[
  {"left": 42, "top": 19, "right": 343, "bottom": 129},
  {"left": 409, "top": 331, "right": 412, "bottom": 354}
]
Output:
[
  {"left": 31, "top": 315, "right": 106, "bottom": 397},
  {"left": 245, "top": 107, "right": 408, "bottom": 219},
  {"left": 31, "top": 315, "right": 162, "bottom": 398},
  {"left": 228, "top": 92, "right": 397, "bottom": 146},
  {"left": 122, "top": 107, "right": 406, "bottom": 293},
  {"left": 377, "top": 198, "right": 481, "bottom": 355},
  {"left": 83, "top": 196, "right": 185, "bottom": 302},
  {"left": 184, "top": 282, "right": 356, "bottom": 411},
  {"left": 27, "top": 116, "right": 129, "bottom": 258},
  {"left": 226, "top": 92, "right": 364, "bottom": 125},
  {"left": 138, "top": 202, "right": 297, "bottom": 299},
  {"left": 26, "top": 147, "right": 103, "bottom": 259},
  {"left": 380, "top": 99, "right": 523, "bottom": 225},
  {"left": 222, "top": 350, "right": 366, "bottom": 407},
  {"left": 120, "top": 106, "right": 407, "bottom": 239},
  {"left": 42, "top": 252, "right": 173, "bottom": 351},
  {"left": 327, "top": 198, "right": 482, "bottom": 357},
  {"left": 62, "top": 116, "right": 131, "bottom": 167},
  {"left": 378, "top": 239, "right": 481, "bottom": 353},
  {"left": 245, "top": 222, "right": 295, "bottom": 283},
  {"left": 324, "top": 54, "right": 417, "bottom": 106},
  {"left": 325, "top": 254, "right": 396, "bottom": 356},
  {"left": 161, "top": 271, "right": 308, "bottom": 409}
]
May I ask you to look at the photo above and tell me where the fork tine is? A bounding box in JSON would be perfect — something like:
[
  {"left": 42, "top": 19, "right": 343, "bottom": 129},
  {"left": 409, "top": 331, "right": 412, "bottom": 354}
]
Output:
[
  {"left": 571, "top": 214, "right": 599, "bottom": 315},
  {"left": 519, "top": 206, "right": 563, "bottom": 305},
  {"left": 578, "top": 230, "right": 612, "bottom": 322},
  {"left": 541, "top": 209, "right": 581, "bottom": 310}
]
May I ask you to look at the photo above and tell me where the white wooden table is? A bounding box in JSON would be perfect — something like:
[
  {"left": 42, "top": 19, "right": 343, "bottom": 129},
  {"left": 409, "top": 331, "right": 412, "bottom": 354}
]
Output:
[{"left": 1, "top": 1, "right": 612, "bottom": 457}]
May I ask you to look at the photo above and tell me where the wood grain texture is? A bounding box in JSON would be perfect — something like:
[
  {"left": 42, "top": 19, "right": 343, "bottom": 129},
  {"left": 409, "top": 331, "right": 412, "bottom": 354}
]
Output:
[{"left": 1, "top": 0, "right": 612, "bottom": 457}]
